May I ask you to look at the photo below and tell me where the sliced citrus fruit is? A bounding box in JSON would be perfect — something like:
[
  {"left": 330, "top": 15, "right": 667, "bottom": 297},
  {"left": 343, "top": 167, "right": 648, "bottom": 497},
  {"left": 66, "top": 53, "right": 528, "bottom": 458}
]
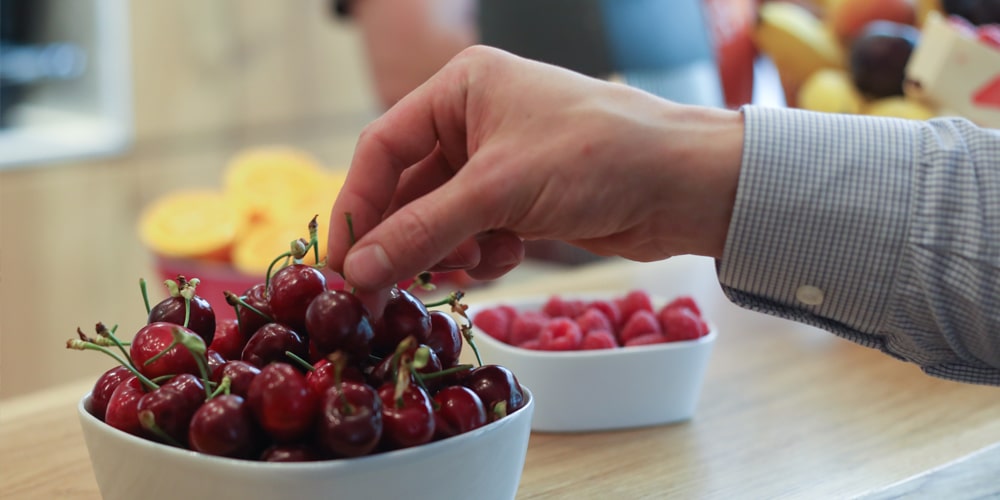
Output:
[
  {"left": 222, "top": 146, "right": 328, "bottom": 226},
  {"left": 138, "top": 189, "right": 240, "bottom": 261}
]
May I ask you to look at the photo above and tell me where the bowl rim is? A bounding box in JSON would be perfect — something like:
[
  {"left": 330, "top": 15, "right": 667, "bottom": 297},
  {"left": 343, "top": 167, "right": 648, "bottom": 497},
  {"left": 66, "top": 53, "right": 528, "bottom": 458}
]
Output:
[
  {"left": 466, "top": 292, "right": 717, "bottom": 358},
  {"left": 78, "top": 386, "right": 533, "bottom": 470}
]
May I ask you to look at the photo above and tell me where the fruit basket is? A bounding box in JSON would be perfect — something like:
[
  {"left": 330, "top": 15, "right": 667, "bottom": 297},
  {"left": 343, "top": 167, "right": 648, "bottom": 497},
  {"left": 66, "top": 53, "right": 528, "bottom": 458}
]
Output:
[{"left": 469, "top": 290, "right": 716, "bottom": 433}]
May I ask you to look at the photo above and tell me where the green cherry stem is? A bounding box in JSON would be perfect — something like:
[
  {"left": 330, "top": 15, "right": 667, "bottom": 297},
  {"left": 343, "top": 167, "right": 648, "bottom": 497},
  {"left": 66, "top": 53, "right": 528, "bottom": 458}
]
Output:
[
  {"left": 66, "top": 338, "right": 159, "bottom": 391},
  {"left": 139, "top": 278, "right": 151, "bottom": 315},
  {"left": 209, "top": 376, "right": 232, "bottom": 399},
  {"left": 284, "top": 350, "right": 315, "bottom": 371},
  {"left": 224, "top": 291, "right": 273, "bottom": 323},
  {"left": 95, "top": 323, "right": 133, "bottom": 367},
  {"left": 138, "top": 411, "right": 184, "bottom": 448},
  {"left": 309, "top": 215, "right": 321, "bottom": 266},
  {"left": 173, "top": 327, "right": 212, "bottom": 398}
]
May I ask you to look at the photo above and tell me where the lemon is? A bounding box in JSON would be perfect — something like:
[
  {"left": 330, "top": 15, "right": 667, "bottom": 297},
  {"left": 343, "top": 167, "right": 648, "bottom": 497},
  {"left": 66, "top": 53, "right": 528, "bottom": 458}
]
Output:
[
  {"left": 797, "top": 69, "right": 865, "bottom": 114},
  {"left": 138, "top": 189, "right": 241, "bottom": 260}
]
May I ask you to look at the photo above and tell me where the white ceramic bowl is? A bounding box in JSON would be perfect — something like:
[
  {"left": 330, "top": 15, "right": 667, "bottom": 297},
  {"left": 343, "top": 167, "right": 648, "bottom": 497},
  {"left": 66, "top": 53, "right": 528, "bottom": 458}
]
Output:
[
  {"left": 78, "top": 388, "right": 534, "bottom": 500},
  {"left": 469, "top": 294, "right": 715, "bottom": 433}
]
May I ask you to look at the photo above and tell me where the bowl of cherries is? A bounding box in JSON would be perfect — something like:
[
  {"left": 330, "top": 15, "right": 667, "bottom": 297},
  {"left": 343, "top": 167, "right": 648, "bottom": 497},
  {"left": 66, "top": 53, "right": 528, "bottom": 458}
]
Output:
[
  {"left": 70, "top": 221, "right": 533, "bottom": 500},
  {"left": 468, "top": 290, "right": 715, "bottom": 433}
]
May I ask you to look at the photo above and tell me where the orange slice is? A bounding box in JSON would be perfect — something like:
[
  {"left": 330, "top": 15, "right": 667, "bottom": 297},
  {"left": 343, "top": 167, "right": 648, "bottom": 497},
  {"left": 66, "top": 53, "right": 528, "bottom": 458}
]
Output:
[
  {"left": 222, "top": 146, "right": 327, "bottom": 226},
  {"left": 138, "top": 189, "right": 240, "bottom": 261}
]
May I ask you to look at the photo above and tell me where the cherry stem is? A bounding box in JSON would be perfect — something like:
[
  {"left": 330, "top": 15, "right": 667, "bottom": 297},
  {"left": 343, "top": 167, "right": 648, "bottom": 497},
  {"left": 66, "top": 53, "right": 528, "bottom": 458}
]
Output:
[
  {"left": 422, "top": 291, "right": 463, "bottom": 309},
  {"left": 66, "top": 339, "right": 158, "bottom": 391},
  {"left": 329, "top": 351, "right": 355, "bottom": 415},
  {"left": 284, "top": 350, "right": 314, "bottom": 371},
  {"left": 209, "top": 376, "right": 232, "bottom": 399},
  {"left": 224, "top": 291, "right": 273, "bottom": 323},
  {"left": 265, "top": 251, "right": 293, "bottom": 289},
  {"left": 95, "top": 322, "right": 133, "bottom": 366},
  {"left": 139, "top": 278, "right": 151, "bottom": 315},
  {"left": 138, "top": 410, "right": 184, "bottom": 448},
  {"left": 172, "top": 327, "right": 212, "bottom": 398},
  {"left": 309, "top": 215, "right": 321, "bottom": 266},
  {"left": 492, "top": 400, "right": 508, "bottom": 421},
  {"left": 416, "top": 364, "right": 473, "bottom": 381}
]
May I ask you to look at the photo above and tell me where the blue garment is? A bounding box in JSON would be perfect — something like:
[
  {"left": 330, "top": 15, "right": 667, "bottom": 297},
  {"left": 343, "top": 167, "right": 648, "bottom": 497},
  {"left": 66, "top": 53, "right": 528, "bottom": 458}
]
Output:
[{"left": 720, "top": 105, "right": 1000, "bottom": 385}]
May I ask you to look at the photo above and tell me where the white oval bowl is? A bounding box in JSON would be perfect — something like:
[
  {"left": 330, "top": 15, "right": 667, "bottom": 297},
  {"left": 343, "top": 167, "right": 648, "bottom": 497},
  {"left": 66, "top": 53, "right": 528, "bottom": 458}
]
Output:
[
  {"left": 468, "top": 294, "right": 715, "bottom": 433},
  {"left": 78, "top": 387, "right": 534, "bottom": 500}
]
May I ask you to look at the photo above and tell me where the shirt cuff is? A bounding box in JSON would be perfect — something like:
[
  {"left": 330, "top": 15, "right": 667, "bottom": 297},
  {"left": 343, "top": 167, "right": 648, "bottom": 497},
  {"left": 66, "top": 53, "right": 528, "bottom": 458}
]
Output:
[{"left": 718, "top": 105, "right": 915, "bottom": 354}]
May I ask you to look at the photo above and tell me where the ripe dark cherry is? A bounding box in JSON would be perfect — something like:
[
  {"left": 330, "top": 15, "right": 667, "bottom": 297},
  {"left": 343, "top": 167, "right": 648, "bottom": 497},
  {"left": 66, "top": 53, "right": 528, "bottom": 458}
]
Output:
[
  {"left": 148, "top": 290, "right": 216, "bottom": 345},
  {"left": 104, "top": 375, "right": 147, "bottom": 436},
  {"left": 136, "top": 373, "right": 206, "bottom": 445},
  {"left": 209, "top": 318, "right": 245, "bottom": 361},
  {"left": 247, "top": 363, "right": 319, "bottom": 443},
  {"left": 130, "top": 322, "right": 202, "bottom": 379},
  {"left": 368, "top": 343, "right": 443, "bottom": 392},
  {"left": 87, "top": 365, "right": 132, "bottom": 420},
  {"left": 372, "top": 288, "right": 432, "bottom": 357},
  {"left": 188, "top": 394, "right": 260, "bottom": 459},
  {"left": 463, "top": 364, "right": 525, "bottom": 421},
  {"left": 205, "top": 349, "right": 226, "bottom": 374},
  {"left": 304, "top": 290, "right": 374, "bottom": 361},
  {"left": 425, "top": 310, "right": 463, "bottom": 368},
  {"left": 260, "top": 443, "right": 323, "bottom": 462},
  {"left": 237, "top": 283, "right": 273, "bottom": 340},
  {"left": 241, "top": 322, "right": 308, "bottom": 369},
  {"left": 268, "top": 264, "right": 327, "bottom": 334},
  {"left": 433, "top": 385, "right": 487, "bottom": 440},
  {"left": 378, "top": 381, "right": 435, "bottom": 449},
  {"left": 306, "top": 358, "right": 365, "bottom": 396},
  {"left": 211, "top": 360, "right": 262, "bottom": 398},
  {"left": 317, "top": 381, "right": 383, "bottom": 458}
]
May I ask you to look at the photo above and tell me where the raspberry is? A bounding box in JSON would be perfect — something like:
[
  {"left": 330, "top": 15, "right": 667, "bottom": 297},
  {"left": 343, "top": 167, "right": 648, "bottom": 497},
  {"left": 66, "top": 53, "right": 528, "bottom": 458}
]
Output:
[
  {"left": 661, "top": 295, "right": 702, "bottom": 318},
  {"left": 542, "top": 295, "right": 586, "bottom": 319},
  {"left": 624, "top": 332, "right": 669, "bottom": 347},
  {"left": 575, "top": 307, "right": 613, "bottom": 334},
  {"left": 537, "top": 318, "right": 583, "bottom": 351},
  {"left": 519, "top": 339, "right": 544, "bottom": 350},
  {"left": 581, "top": 329, "right": 618, "bottom": 350},
  {"left": 618, "top": 309, "right": 661, "bottom": 345},
  {"left": 586, "top": 299, "right": 622, "bottom": 330},
  {"left": 474, "top": 307, "right": 513, "bottom": 343},
  {"left": 509, "top": 311, "right": 549, "bottom": 346},
  {"left": 618, "top": 290, "right": 655, "bottom": 325},
  {"left": 660, "top": 307, "right": 710, "bottom": 342}
]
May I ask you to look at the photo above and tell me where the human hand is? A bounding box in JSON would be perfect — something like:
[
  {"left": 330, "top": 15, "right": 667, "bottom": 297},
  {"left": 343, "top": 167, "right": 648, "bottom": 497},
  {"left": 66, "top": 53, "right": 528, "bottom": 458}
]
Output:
[{"left": 327, "top": 46, "right": 744, "bottom": 312}]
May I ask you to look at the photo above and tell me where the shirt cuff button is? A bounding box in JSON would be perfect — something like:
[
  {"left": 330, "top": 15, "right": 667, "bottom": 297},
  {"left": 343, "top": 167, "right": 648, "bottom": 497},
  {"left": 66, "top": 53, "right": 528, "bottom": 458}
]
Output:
[{"left": 796, "top": 285, "right": 825, "bottom": 306}]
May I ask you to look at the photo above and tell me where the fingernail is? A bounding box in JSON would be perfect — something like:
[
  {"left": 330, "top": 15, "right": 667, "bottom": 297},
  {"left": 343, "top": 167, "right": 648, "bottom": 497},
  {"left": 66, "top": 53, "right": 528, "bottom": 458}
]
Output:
[{"left": 345, "top": 244, "right": 393, "bottom": 288}]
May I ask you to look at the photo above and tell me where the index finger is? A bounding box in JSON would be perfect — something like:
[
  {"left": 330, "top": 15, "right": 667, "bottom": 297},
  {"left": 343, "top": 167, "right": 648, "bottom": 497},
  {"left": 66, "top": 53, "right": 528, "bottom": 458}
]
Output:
[{"left": 326, "top": 54, "right": 473, "bottom": 275}]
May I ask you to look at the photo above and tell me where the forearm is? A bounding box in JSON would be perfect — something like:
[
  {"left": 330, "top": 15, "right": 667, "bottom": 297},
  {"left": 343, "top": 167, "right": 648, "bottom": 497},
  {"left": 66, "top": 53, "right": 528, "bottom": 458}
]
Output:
[{"left": 720, "top": 106, "right": 1000, "bottom": 384}]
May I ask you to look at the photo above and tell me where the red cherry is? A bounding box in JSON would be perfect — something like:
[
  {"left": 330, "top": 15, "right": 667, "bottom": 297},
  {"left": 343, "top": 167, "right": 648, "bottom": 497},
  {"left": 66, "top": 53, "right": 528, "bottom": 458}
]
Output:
[
  {"left": 136, "top": 373, "right": 206, "bottom": 445},
  {"left": 317, "top": 381, "right": 383, "bottom": 458},
  {"left": 268, "top": 264, "right": 327, "bottom": 334},
  {"left": 378, "top": 381, "right": 435, "bottom": 449},
  {"left": 148, "top": 287, "right": 216, "bottom": 344},
  {"left": 237, "top": 283, "right": 273, "bottom": 340},
  {"left": 87, "top": 365, "right": 132, "bottom": 420},
  {"left": 104, "top": 375, "right": 147, "bottom": 436},
  {"left": 372, "top": 288, "right": 431, "bottom": 356},
  {"left": 246, "top": 363, "right": 319, "bottom": 443},
  {"left": 306, "top": 358, "right": 365, "bottom": 396},
  {"left": 463, "top": 364, "right": 525, "bottom": 421},
  {"left": 130, "top": 322, "right": 202, "bottom": 379},
  {"left": 188, "top": 394, "right": 261, "bottom": 459},
  {"left": 241, "top": 322, "right": 308, "bottom": 369},
  {"left": 304, "top": 289, "right": 374, "bottom": 361},
  {"left": 425, "top": 311, "right": 463, "bottom": 368},
  {"left": 432, "top": 385, "right": 487, "bottom": 440},
  {"left": 211, "top": 360, "right": 261, "bottom": 398},
  {"left": 209, "top": 318, "right": 245, "bottom": 361}
]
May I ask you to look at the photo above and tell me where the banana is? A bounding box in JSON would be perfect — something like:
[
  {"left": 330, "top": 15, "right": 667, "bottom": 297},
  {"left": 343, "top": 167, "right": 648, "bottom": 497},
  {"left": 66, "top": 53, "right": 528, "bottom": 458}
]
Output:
[{"left": 754, "top": 1, "right": 846, "bottom": 100}]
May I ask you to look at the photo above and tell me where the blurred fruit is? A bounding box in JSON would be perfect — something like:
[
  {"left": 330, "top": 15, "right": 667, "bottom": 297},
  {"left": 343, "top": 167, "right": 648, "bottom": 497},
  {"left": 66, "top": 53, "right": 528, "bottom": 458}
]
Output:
[
  {"left": 139, "top": 190, "right": 240, "bottom": 261},
  {"left": 797, "top": 68, "right": 866, "bottom": 113},
  {"left": 223, "top": 147, "right": 328, "bottom": 226},
  {"left": 978, "top": 24, "right": 1000, "bottom": 48},
  {"left": 915, "top": 0, "right": 944, "bottom": 26},
  {"left": 850, "top": 21, "right": 921, "bottom": 98},
  {"left": 754, "top": 1, "right": 846, "bottom": 103},
  {"left": 866, "top": 96, "right": 937, "bottom": 119},
  {"left": 941, "top": 0, "right": 1000, "bottom": 25},
  {"left": 826, "top": 0, "right": 916, "bottom": 42}
]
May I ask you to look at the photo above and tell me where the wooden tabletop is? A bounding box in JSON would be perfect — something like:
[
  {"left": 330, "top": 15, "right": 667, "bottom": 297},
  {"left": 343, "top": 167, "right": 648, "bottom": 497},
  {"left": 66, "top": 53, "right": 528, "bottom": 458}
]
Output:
[{"left": 3, "top": 255, "right": 999, "bottom": 499}]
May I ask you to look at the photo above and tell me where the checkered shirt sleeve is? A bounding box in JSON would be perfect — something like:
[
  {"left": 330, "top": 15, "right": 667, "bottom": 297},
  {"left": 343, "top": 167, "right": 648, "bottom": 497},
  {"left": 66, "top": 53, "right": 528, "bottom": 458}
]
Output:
[{"left": 719, "top": 105, "right": 1000, "bottom": 385}]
